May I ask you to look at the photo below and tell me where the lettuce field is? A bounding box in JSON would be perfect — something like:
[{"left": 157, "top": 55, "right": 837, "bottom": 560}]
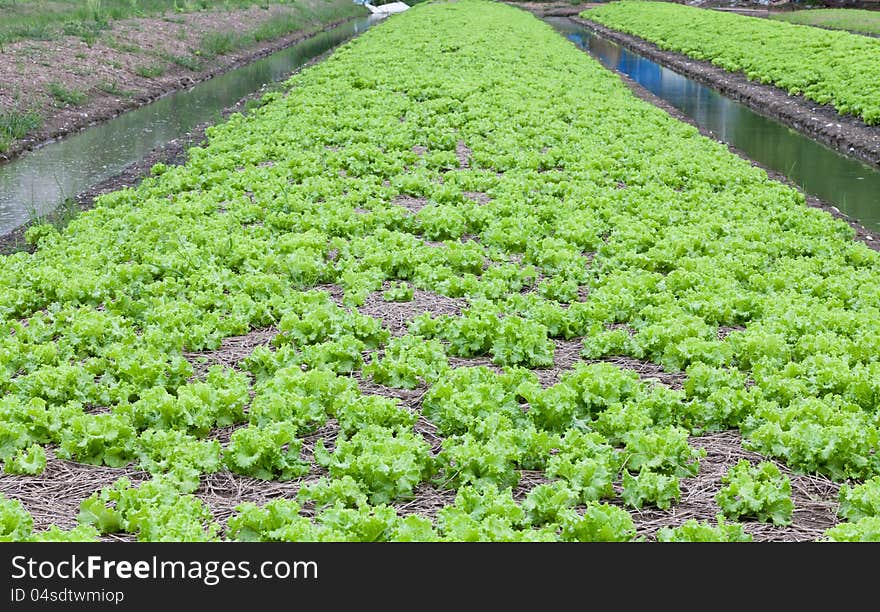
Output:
[{"left": 1, "top": 0, "right": 880, "bottom": 542}]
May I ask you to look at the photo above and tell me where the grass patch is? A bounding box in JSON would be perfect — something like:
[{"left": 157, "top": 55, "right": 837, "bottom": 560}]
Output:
[
  {"left": 104, "top": 37, "right": 141, "bottom": 53},
  {"left": 770, "top": 8, "right": 880, "bottom": 37},
  {"left": 0, "top": 109, "right": 42, "bottom": 152},
  {"left": 47, "top": 82, "right": 87, "bottom": 106},
  {"left": 252, "top": 13, "right": 306, "bottom": 42},
  {"left": 134, "top": 63, "right": 166, "bottom": 78},
  {"left": 61, "top": 17, "right": 108, "bottom": 45},
  {"left": 161, "top": 52, "right": 202, "bottom": 71},
  {"left": 96, "top": 80, "right": 132, "bottom": 96},
  {"left": 198, "top": 30, "right": 246, "bottom": 58},
  {"left": 0, "top": 0, "right": 309, "bottom": 45}
]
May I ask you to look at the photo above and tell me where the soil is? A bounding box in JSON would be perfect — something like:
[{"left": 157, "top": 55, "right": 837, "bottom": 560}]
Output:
[
  {"left": 567, "top": 16, "right": 880, "bottom": 171},
  {"left": 0, "top": 2, "right": 365, "bottom": 164}
]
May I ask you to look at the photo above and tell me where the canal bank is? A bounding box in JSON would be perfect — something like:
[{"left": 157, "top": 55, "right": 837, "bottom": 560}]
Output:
[
  {"left": 567, "top": 15, "right": 880, "bottom": 170},
  {"left": 0, "top": 16, "right": 383, "bottom": 252}
]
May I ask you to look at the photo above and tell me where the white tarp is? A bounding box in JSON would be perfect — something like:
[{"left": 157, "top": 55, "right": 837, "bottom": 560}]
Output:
[{"left": 363, "top": 2, "right": 410, "bottom": 14}]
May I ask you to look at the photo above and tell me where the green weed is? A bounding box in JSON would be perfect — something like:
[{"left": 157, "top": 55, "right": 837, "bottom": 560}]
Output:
[{"left": 47, "top": 82, "right": 87, "bottom": 106}]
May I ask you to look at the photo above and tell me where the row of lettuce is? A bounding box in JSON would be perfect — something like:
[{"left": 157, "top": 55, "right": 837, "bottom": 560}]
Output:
[
  {"left": 2, "top": 0, "right": 880, "bottom": 540},
  {"left": 584, "top": 1, "right": 880, "bottom": 125}
]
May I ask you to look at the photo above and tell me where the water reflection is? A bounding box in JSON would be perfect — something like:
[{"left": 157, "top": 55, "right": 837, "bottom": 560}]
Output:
[{"left": 547, "top": 17, "right": 880, "bottom": 232}]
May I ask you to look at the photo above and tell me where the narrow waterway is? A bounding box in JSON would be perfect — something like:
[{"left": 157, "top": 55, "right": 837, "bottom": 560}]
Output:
[
  {"left": 547, "top": 17, "right": 880, "bottom": 232},
  {"left": 0, "top": 16, "right": 381, "bottom": 236}
]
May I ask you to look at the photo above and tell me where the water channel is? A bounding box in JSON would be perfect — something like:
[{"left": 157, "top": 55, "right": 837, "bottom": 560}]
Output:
[{"left": 0, "top": 16, "right": 380, "bottom": 236}]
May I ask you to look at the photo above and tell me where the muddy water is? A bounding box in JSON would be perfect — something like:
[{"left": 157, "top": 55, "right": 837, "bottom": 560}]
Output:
[
  {"left": 0, "top": 16, "right": 380, "bottom": 236},
  {"left": 547, "top": 17, "right": 880, "bottom": 233}
]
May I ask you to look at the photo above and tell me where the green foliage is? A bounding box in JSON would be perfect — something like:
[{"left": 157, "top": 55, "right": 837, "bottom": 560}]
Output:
[
  {"left": 29, "top": 524, "right": 101, "bottom": 542},
  {"left": 558, "top": 503, "right": 637, "bottom": 542},
  {"left": 247, "top": 365, "right": 352, "bottom": 428},
  {"left": 422, "top": 366, "right": 529, "bottom": 435},
  {"left": 3, "top": 444, "right": 47, "bottom": 475},
  {"left": 715, "top": 460, "right": 794, "bottom": 525},
  {"left": 824, "top": 517, "right": 880, "bottom": 542},
  {"left": 134, "top": 64, "right": 166, "bottom": 78},
  {"left": 2, "top": 0, "right": 879, "bottom": 540},
  {"left": 333, "top": 394, "right": 416, "bottom": 438},
  {"left": 228, "top": 499, "right": 308, "bottom": 542},
  {"left": 274, "top": 291, "right": 388, "bottom": 349},
  {"left": 545, "top": 430, "right": 619, "bottom": 502},
  {"left": 224, "top": 422, "right": 308, "bottom": 481},
  {"left": 770, "top": 8, "right": 880, "bottom": 37},
  {"left": 364, "top": 336, "right": 449, "bottom": 389},
  {"left": 417, "top": 306, "right": 554, "bottom": 367},
  {"left": 315, "top": 425, "right": 434, "bottom": 504},
  {"left": 23, "top": 223, "right": 60, "bottom": 247},
  {"left": 136, "top": 428, "right": 221, "bottom": 490},
  {"left": 0, "top": 494, "right": 34, "bottom": 542},
  {"left": 228, "top": 496, "right": 438, "bottom": 542},
  {"left": 0, "top": 110, "right": 41, "bottom": 153},
  {"left": 117, "top": 366, "right": 249, "bottom": 436},
  {"left": 435, "top": 485, "right": 556, "bottom": 541},
  {"left": 837, "top": 476, "right": 880, "bottom": 522},
  {"left": 47, "top": 82, "right": 87, "bottom": 106},
  {"left": 57, "top": 412, "right": 136, "bottom": 467},
  {"left": 621, "top": 470, "right": 680, "bottom": 510},
  {"left": 522, "top": 482, "right": 578, "bottom": 526},
  {"left": 199, "top": 31, "right": 244, "bottom": 57},
  {"left": 383, "top": 281, "right": 414, "bottom": 302},
  {"left": 622, "top": 426, "right": 704, "bottom": 477},
  {"left": 656, "top": 516, "right": 752, "bottom": 542},
  {"left": 297, "top": 476, "right": 369, "bottom": 511},
  {"left": 78, "top": 477, "right": 219, "bottom": 541},
  {"left": 742, "top": 397, "right": 880, "bottom": 481}
]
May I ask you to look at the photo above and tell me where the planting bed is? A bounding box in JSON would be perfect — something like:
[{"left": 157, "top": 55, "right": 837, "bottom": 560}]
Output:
[{"left": 1, "top": 0, "right": 879, "bottom": 542}]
